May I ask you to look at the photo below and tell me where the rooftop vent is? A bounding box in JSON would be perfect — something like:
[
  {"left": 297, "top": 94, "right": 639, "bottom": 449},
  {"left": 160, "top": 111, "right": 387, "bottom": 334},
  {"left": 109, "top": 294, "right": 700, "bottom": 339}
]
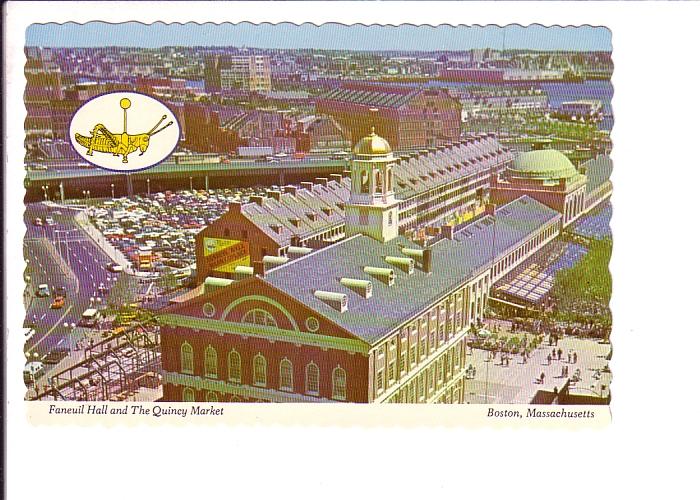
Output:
[
  {"left": 267, "top": 190, "right": 282, "bottom": 201},
  {"left": 289, "top": 217, "right": 301, "bottom": 228},
  {"left": 287, "top": 246, "right": 313, "bottom": 257},
  {"left": 204, "top": 277, "right": 234, "bottom": 294},
  {"left": 363, "top": 266, "right": 396, "bottom": 286},
  {"left": 400, "top": 246, "right": 432, "bottom": 273},
  {"left": 233, "top": 265, "right": 255, "bottom": 280},
  {"left": 321, "top": 207, "right": 334, "bottom": 216},
  {"left": 262, "top": 255, "right": 289, "bottom": 270},
  {"left": 314, "top": 290, "right": 348, "bottom": 313},
  {"left": 283, "top": 185, "right": 298, "bottom": 196},
  {"left": 270, "top": 224, "right": 283, "bottom": 234},
  {"left": 340, "top": 278, "right": 373, "bottom": 298},
  {"left": 300, "top": 181, "right": 314, "bottom": 191},
  {"left": 315, "top": 177, "right": 329, "bottom": 187},
  {"left": 336, "top": 202, "right": 345, "bottom": 210},
  {"left": 306, "top": 212, "right": 318, "bottom": 222},
  {"left": 330, "top": 174, "right": 343, "bottom": 184},
  {"left": 384, "top": 256, "right": 415, "bottom": 274}
]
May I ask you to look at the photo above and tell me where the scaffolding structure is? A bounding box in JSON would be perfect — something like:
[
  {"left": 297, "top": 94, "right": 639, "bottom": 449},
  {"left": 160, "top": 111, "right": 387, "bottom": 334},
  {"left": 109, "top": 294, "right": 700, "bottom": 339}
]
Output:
[{"left": 33, "top": 323, "right": 161, "bottom": 401}]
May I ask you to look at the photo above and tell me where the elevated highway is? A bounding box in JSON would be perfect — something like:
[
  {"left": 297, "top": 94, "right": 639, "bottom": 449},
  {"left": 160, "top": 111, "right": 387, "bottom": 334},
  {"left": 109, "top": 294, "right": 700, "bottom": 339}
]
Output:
[{"left": 25, "top": 157, "right": 350, "bottom": 201}]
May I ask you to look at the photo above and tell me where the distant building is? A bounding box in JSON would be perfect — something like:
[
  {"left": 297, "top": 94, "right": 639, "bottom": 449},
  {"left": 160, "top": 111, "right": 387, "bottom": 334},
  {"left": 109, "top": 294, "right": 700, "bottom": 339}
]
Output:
[
  {"left": 294, "top": 115, "right": 351, "bottom": 153},
  {"left": 490, "top": 142, "right": 610, "bottom": 227},
  {"left": 315, "top": 83, "right": 461, "bottom": 150},
  {"left": 205, "top": 54, "right": 272, "bottom": 93}
]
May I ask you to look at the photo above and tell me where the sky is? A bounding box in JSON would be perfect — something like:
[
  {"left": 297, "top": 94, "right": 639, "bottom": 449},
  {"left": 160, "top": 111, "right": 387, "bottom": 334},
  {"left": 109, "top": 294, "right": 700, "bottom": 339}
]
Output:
[{"left": 26, "top": 22, "right": 612, "bottom": 51}]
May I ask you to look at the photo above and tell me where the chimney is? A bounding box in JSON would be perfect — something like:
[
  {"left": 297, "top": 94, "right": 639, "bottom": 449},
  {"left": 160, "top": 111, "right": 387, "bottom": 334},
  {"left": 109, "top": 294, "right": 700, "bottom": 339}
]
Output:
[
  {"left": 485, "top": 203, "right": 496, "bottom": 216},
  {"left": 342, "top": 170, "right": 352, "bottom": 178},
  {"left": 423, "top": 248, "right": 433, "bottom": 274},
  {"left": 229, "top": 201, "right": 242, "bottom": 214},
  {"left": 253, "top": 260, "right": 265, "bottom": 277},
  {"left": 330, "top": 174, "right": 343, "bottom": 184},
  {"left": 267, "top": 190, "right": 281, "bottom": 201},
  {"left": 301, "top": 181, "right": 314, "bottom": 191},
  {"left": 315, "top": 177, "right": 329, "bottom": 187},
  {"left": 283, "top": 185, "right": 298, "bottom": 196},
  {"left": 441, "top": 225, "right": 454, "bottom": 240},
  {"left": 250, "top": 195, "right": 265, "bottom": 206},
  {"left": 291, "top": 235, "right": 301, "bottom": 247}
]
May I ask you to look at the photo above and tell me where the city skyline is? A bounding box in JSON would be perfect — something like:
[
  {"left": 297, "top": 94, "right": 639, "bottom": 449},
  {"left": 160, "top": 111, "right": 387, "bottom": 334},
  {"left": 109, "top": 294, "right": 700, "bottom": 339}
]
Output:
[{"left": 26, "top": 22, "right": 612, "bottom": 51}]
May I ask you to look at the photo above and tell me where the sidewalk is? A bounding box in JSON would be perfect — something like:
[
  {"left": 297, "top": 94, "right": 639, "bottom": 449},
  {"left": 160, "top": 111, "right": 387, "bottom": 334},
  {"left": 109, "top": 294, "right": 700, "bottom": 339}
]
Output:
[{"left": 464, "top": 336, "right": 611, "bottom": 404}]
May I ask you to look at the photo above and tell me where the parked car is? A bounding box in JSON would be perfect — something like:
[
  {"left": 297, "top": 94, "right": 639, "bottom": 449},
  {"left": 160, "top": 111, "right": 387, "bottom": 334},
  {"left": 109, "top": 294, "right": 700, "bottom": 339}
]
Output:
[
  {"left": 106, "top": 263, "right": 123, "bottom": 273},
  {"left": 36, "top": 284, "right": 51, "bottom": 297},
  {"left": 50, "top": 296, "right": 65, "bottom": 309}
]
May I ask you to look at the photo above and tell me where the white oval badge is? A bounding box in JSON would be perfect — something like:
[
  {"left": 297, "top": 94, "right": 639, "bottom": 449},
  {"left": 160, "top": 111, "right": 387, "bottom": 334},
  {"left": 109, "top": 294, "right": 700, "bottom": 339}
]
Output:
[{"left": 69, "top": 92, "right": 181, "bottom": 172}]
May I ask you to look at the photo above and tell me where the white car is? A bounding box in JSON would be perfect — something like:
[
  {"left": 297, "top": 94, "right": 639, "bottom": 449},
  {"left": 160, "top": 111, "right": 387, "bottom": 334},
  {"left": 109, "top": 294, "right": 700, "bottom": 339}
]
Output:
[{"left": 106, "top": 263, "right": 123, "bottom": 273}]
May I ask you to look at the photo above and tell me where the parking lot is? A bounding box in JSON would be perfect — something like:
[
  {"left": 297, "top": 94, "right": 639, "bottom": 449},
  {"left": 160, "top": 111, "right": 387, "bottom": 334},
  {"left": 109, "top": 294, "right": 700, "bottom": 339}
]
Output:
[{"left": 88, "top": 187, "right": 270, "bottom": 279}]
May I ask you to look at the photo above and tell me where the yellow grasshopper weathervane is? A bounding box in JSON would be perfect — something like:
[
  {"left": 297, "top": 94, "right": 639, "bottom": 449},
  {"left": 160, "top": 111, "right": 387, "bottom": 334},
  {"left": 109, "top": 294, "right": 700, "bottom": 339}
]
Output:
[{"left": 74, "top": 97, "right": 173, "bottom": 164}]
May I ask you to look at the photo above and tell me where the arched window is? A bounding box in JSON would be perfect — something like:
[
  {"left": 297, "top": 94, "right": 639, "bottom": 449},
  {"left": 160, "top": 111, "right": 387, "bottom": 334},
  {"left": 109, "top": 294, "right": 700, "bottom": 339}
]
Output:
[
  {"left": 375, "top": 170, "right": 383, "bottom": 193},
  {"left": 387, "top": 167, "right": 393, "bottom": 191},
  {"left": 388, "top": 211, "right": 393, "bottom": 226},
  {"left": 204, "top": 345, "right": 218, "bottom": 378},
  {"left": 361, "top": 170, "right": 369, "bottom": 193},
  {"left": 241, "top": 308, "right": 278, "bottom": 328},
  {"left": 305, "top": 362, "right": 320, "bottom": 395},
  {"left": 279, "top": 358, "right": 293, "bottom": 391},
  {"left": 181, "top": 342, "right": 193, "bottom": 374},
  {"left": 332, "top": 366, "right": 347, "bottom": 401},
  {"left": 253, "top": 354, "right": 267, "bottom": 387},
  {"left": 206, "top": 391, "right": 218, "bottom": 403},
  {"left": 228, "top": 350, "right": 241, "bottom": 383},
  {"left": 183, "top": 387, "right": 195, "bottom": 402}
]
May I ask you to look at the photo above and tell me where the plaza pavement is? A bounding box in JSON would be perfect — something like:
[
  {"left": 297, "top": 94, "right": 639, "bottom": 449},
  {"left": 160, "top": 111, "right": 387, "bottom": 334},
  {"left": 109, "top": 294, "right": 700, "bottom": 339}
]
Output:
[{"left": 464, "top": 336, "right": 611, "bottom": 404}]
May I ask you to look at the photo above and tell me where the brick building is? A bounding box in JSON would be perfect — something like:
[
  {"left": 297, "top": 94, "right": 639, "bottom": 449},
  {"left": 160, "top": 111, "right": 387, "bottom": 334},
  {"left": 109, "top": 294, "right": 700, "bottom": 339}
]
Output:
[
  {"left": 160, "top": 132, "right": 562, "bottom": 404},
  {"left": 315, "top": 83, "right": 461, "bottom": 150}
]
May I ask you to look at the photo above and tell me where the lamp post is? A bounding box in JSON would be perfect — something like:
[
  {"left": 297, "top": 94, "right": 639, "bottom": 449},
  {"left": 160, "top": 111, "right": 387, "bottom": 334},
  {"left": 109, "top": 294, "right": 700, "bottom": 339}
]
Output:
[
  {"left": 147, "top": 178, "right": 151, "bottom": 196},
  {"left": 111, "top": 183, "right": 115, "bottom": 198},
  {"left": 42, "top": 185, "right": 49, "bottom": 200},
  {"left": 189, "top": 176, "right": 193, "bottom": 191}
]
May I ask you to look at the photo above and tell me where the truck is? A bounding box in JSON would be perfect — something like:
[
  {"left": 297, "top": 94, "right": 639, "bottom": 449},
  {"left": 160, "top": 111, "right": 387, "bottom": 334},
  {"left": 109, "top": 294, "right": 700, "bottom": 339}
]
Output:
[
  {"left": 79, "top": 308, "right": 100, "bottom": 327},
  {"left": 237, "top": 146, "right": 274, "bottom": 159}
]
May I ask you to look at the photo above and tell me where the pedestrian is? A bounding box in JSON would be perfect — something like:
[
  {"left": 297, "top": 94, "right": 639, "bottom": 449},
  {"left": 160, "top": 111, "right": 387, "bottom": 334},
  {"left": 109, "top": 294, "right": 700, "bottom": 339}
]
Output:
[
  {"left": 567, "top": 352, "right": 572, "bottom": 364},
  {"left": 540, "top": 372, "right": 545, "bottom": 384},
  {"left": 552, "top": 348, "right": 557, "bottom": 359},
  {"left": 573, "top": 352, "right": 578, "bottom": 364},
  {"left": 557, "top": 348, "right": 562, "bottom": 360},
  {"left": 547, "top": 354, "right": 552, "bottom": 365}
]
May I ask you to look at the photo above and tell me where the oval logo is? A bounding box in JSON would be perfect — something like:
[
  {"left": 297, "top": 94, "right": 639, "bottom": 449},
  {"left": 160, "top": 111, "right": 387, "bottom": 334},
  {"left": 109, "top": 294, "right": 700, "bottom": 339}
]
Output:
[{"left": 69, "top": 92, "right": 181, "bottom": 172}]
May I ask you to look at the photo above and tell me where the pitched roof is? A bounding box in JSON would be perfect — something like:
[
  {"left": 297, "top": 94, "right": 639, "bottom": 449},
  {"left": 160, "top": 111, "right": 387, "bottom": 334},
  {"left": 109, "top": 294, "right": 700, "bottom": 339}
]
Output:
[{"left": 265, "top": 196, "right": 561, "bottom": 344}]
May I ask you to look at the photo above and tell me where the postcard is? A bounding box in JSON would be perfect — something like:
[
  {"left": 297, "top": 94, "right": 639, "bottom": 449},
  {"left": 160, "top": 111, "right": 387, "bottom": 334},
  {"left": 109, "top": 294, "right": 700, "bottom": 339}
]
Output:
[{"left": 11, "top": 13, "right": 616, "bottom": 430}]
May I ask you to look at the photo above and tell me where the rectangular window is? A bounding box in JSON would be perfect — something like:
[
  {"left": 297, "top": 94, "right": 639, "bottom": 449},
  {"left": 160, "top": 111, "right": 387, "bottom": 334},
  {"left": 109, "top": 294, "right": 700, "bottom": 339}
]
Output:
[
  {"left": 388, "top": 362, "right": 396, "bottom": 383},
  {"left": 376, "top": 370, "right": 384, "bottom": 393}
]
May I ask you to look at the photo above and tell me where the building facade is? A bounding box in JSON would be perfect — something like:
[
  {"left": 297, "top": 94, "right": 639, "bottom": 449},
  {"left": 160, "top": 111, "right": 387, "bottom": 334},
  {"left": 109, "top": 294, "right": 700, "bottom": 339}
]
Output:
[
  {"left": 161, "top": 132, "right": 563, "bottom": 404},
  {"left": 316, "top": 83, "right": 461, "bottom": 150}
]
